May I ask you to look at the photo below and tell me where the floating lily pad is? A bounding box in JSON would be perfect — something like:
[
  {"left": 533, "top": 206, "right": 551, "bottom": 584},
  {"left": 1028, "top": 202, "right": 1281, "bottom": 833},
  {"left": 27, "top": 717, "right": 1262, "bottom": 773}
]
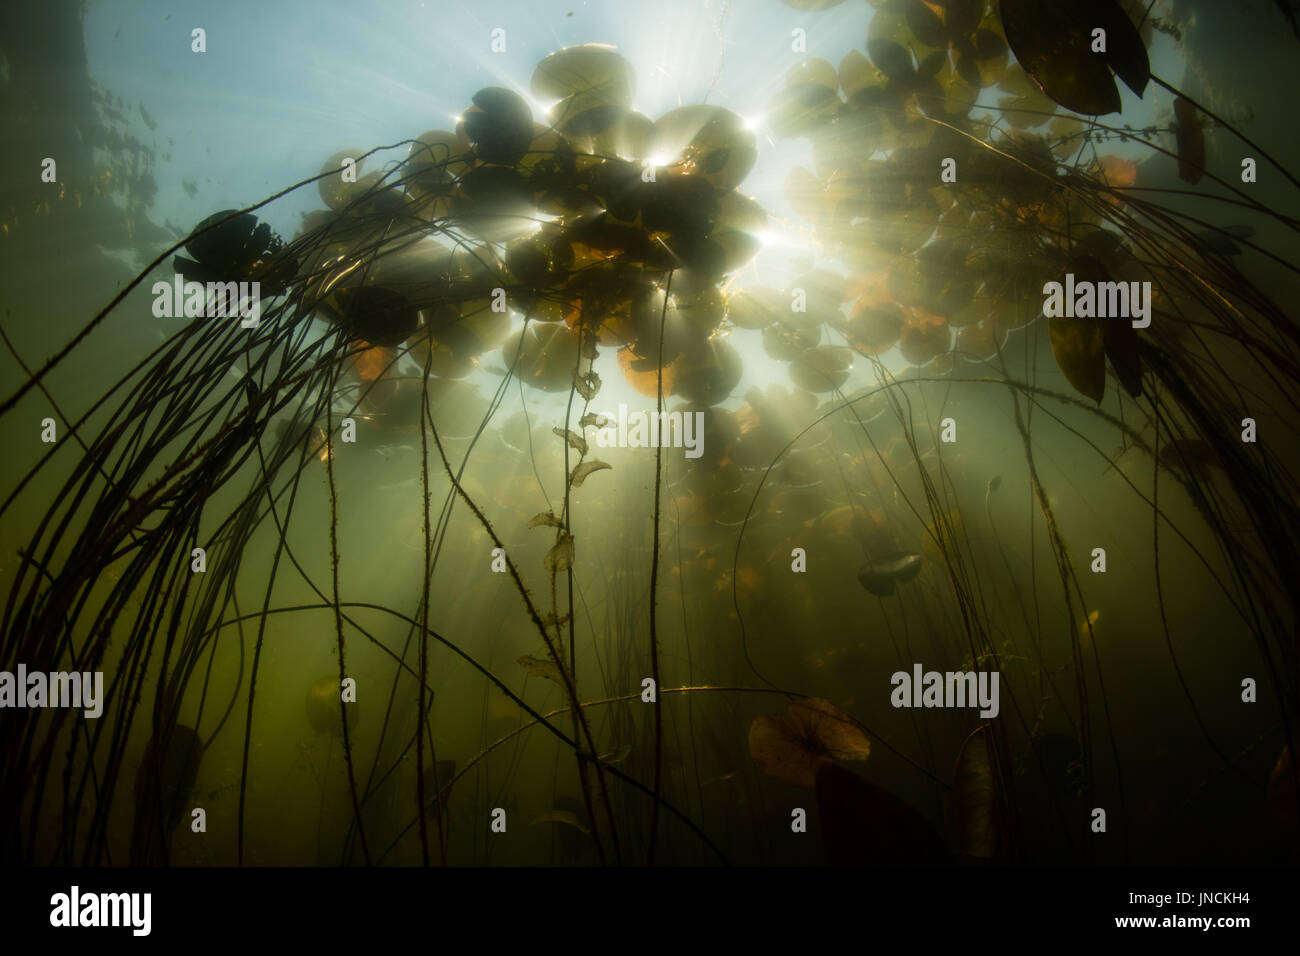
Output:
[
  {"left": 846, "top": 301, "right": 905, "bottom": 355},
  {"left": 789, "top": 346, "right": 854, "bottom": 392},
  {"left": 999, "top": 0, "right": 1148, "bottom": 116},
  {"left": 318, "top": 149, "right": 365, "bottom": 210},
  {"left": 897, "top": 310, "right": 951, "bottom": 365},
  {"left": 503, "top": 325, "right": 587, "bottom": 392},
  {"left": 328, "top": 286, "right": 420, "bottom": 347},
  {"left": 463, "top": 86, "right": 534, "bottom": 165},
  {"left": 532, "top": 44, "right": 635, "bottom": 114},
  {"left": 648, "top": 105, "right": 757, "bottom": 189},
  {"left": 728, "top": 287, "right": 786, "bottom": 331},
  {"left": 762, "top": 321, "right": 822, "bottom": 361},
  {"left": 673, "top": 338, "right": 743, "bottom": 405}
]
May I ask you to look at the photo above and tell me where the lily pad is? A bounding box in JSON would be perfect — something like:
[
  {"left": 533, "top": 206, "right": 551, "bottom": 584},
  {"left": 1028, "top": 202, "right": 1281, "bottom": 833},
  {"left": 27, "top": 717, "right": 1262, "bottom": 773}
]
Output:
[
  {"left": 463, "top": 86, "right": 534, "bottom": 165},
  {"left": 532, "top": 44, "right": 635, "bottom": 109},
  {"left": 748, "top": 697, "right": 870, "bottom": 787},
  {"left": 318, "top": 149, "right": 365, "bottom": 210},
  {"left": 1000, "top": 0, "right": 1148, "bottom": 116},
  {"left": 789, "top": 346, "right": 854, "bottom": 392},
  {"left": 647, "top": 105, "right": 757, "bottom": 189}
]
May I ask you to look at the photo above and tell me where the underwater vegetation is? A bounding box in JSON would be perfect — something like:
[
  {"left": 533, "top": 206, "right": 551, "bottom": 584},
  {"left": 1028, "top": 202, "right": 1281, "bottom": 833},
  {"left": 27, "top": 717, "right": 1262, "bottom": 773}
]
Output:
[{"left": 0, "top": 0, "right": 1298, "bottom": 869}]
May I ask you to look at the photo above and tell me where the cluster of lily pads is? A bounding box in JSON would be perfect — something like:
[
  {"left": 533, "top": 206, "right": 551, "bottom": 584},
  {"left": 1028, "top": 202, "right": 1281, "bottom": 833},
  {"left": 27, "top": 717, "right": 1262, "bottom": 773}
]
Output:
[
  {"left": 176, "top": 0, "right": 1173, "bottom": 421},
  {"left": 767, "top": 0, "right": 1159, "bottom": 404},
  {"left": 178, "top": 44, "right": 779, "bottom": 411}
]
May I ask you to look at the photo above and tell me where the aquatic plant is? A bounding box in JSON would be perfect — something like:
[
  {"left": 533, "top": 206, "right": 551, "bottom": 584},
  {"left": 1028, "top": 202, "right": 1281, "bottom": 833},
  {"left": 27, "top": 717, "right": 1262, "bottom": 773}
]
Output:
[{"left": 1, "top": 3, "right": 1298, "bottom": 868}]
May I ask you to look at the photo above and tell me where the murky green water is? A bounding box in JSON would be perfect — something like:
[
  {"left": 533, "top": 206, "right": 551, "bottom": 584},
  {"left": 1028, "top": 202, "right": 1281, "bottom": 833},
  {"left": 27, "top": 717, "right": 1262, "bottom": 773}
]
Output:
[{"left": 1, "top": 0, "right": 1297, "bottom": 867}]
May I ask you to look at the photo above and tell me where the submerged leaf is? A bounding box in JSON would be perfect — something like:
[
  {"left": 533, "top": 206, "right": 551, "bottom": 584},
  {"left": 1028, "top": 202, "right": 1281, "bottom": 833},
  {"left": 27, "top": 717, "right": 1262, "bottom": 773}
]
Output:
[
  {"left": 569, "top": 459, "right": 611, "bottom": 488},
  {"left": 789, "top": 346, "right": 854, "bottom": 393},
  {"left": 857, "top": 551, "right": 923, "bottom": 596},
  {"left": 578, "top": 412, "right": 609, "bottom": 428},
  {"left": 132, "top": 725, "right": 204, "bottom": 862},
  {"left": 543, "top": 532, "right": 575, "bottom": 571},
  {"left": 574, "top": 371, "right": 601, "bottom": 400},
  {"left": 528, "top": 511, "right": 564, "bottom": 529},
  {"left": 529, "top": 809, "right": 592, "bottom": 834},
  {"left": 553, "top": 426, "right": 589, "bottom": 455},
  {"left": 953, "top": 724, "right": 1008, "bottom": 859},
  {"left": 1050, "top": 313, "right": 1106, "bottom": 403},
  {"left": 597, "top": 743, "right": 632, "bottom": 765},
  {"left": 1104, "top": 315, "right": 1143, "bottom": 398},
  {"left": 518, "top": 654, "right": 566, "bottom": 685},
  {"left": 420, "top": 760, "right": 458, "bottom": 816},
  {"left": 748, "top": 698, "right": 870, "bottom": 787}
]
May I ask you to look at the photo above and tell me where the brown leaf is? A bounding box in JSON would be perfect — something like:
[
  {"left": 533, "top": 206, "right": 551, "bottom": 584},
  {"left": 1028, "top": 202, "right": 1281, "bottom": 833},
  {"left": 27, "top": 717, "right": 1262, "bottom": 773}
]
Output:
[
  {"left": 569, "top": 460, "right": 611, "bottom": 488},
  {"left": 543, "top": 532, "right": 574, "bottom": 571},
  {"left": 529, "top": 809, "right": 591, "bottom": 834},
  {"left": 953, "top": 724, "right": 1007, "bottom": 859},
  {"left": 553, "top": 427, "right": 588, "bottom": 455},
  {"left": 1104, "top": 316, "right": 1143, "bottom": 398},
  {"left": 518, "top": 654, "right": 565, "bottom": 685},
  {"left": 1050, "top": 312, "right": 1106, "bottom": 403},
  {"left": 597, "top": 743, "right": 632, "bottom": 765},
  {"left": 573, "top": 371, "right": 601, "bottom": 401},
  {"left": 748, "top": 698, "right": 870, "bottom": 787},
  {"left": 528, "top": 511, "right": 563, "bottom": 529}
]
